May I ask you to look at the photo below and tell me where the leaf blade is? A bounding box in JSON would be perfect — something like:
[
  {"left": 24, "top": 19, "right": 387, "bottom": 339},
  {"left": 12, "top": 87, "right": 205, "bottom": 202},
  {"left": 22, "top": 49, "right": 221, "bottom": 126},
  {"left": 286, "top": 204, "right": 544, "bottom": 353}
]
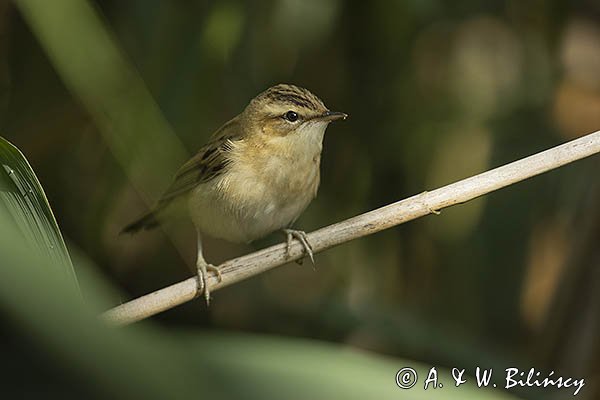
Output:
[{"left": 0, "top": 135, "right": 78, "bottom": 290}]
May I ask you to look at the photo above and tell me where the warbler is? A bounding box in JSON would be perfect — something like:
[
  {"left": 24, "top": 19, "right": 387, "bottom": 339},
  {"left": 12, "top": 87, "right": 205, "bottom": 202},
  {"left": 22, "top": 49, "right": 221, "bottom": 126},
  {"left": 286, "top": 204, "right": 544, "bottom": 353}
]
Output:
[{"left": 122, "top": 84, "right": 347, "bottom": 303}]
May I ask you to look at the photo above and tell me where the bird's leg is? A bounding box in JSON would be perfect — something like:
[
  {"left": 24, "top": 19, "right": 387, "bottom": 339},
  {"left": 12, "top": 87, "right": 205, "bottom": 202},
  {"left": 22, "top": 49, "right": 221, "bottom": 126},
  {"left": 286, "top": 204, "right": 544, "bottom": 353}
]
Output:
[
  {"left": 195, "top": 229, "right": 222, "bottom": 305},
  {"left": 282, "top": 228, "right": 314, "bottom": 266}
]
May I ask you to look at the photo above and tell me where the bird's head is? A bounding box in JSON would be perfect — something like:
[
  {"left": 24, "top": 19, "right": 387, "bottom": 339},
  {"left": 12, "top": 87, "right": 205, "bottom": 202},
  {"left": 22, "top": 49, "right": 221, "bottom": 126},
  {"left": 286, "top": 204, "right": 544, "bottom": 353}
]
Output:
[{"left": 242, "top": 84, "right": 347, "bottom": 139}]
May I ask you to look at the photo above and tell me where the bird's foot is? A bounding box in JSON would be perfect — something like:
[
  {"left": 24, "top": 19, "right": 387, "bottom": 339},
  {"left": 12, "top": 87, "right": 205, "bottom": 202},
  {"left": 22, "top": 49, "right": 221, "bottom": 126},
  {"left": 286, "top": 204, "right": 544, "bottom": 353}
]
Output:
[
  {"left": 283, "top": 228, "right": 314, "bottom": 266},
  {"left": 196, "top": 262, "right": 223, "bottom": 305}
]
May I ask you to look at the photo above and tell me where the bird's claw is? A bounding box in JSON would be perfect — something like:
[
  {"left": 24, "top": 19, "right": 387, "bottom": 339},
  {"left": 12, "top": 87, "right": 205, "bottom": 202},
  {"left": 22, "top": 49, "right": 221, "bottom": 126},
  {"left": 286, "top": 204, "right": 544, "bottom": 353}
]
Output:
[
  {"left": 283, "top": 229, "right": 315, "bottom": 266},
  {"left": 207, "top": 264, "right": 223, "bottom": 282},
  {"left": 196, "top": 263, "right": 222, "bottom": 305}
]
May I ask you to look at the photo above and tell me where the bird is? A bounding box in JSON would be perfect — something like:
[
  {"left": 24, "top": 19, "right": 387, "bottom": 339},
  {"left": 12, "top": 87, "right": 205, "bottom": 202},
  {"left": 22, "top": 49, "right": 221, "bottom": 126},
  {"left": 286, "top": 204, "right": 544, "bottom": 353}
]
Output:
[{"left": 122, "top": 84, "right": 347, "bottom": 304}]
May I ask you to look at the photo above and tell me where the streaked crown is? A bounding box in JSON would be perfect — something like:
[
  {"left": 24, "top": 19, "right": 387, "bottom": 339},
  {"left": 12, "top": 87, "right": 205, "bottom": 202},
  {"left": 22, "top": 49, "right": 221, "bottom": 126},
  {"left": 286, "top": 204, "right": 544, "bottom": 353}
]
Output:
[
  {"left": 258, "top": 84, "right": 326, "bottom": 112},
  {"left": 246, "top": 84, "right": 329, "bottom": 119}
]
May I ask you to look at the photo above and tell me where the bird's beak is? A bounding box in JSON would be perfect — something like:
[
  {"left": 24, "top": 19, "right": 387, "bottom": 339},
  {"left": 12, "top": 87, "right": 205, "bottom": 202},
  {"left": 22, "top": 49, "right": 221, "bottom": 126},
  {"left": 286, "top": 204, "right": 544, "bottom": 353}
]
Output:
[{"left": 318, "top": 110, "right": 348, "bottom": 122}]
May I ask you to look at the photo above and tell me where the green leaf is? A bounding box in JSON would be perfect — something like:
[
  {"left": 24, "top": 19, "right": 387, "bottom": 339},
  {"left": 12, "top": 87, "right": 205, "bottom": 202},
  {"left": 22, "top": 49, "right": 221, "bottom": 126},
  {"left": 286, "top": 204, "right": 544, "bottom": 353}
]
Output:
[{"left": 0, "top": 135, "right": 78, "bottom": 290}]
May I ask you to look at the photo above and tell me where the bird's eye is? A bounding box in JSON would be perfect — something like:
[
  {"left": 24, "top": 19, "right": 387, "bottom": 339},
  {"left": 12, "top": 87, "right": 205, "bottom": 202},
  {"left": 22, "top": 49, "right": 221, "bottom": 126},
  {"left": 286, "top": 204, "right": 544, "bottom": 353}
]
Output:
[{"left": 284, "top": 111, "right": 299, "bottom": 122}]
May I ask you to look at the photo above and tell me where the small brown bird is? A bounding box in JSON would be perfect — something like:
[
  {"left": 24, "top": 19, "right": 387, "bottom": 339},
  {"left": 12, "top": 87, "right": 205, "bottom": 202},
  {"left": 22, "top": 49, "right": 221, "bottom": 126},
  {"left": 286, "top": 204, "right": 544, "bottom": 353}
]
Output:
[{"left": 122, "top": 84, "right": 347, "bottom": 303}]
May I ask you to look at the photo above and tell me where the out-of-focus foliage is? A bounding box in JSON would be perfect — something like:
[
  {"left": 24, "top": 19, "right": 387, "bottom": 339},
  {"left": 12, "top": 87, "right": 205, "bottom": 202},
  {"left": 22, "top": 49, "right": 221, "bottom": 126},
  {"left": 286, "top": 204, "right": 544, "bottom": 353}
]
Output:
[
  {"left": 0, "top": 142, "right": 519, "bottom": 399},
  {"left": 1, "top": 0, "right": 599, "bottom": 398}
]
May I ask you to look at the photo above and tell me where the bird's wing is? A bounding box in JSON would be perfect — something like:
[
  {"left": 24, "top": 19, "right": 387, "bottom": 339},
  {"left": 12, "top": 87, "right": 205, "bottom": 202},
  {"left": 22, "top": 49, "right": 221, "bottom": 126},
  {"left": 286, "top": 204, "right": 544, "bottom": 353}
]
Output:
[{"left": 155, "top": 117, "right": 242, "bottom": 207}]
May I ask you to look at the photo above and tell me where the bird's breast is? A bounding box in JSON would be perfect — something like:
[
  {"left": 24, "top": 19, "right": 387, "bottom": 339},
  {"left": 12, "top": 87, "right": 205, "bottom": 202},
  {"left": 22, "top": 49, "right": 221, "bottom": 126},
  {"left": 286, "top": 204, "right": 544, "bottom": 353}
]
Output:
[{"left": 189, "top": 134, "right": 322, "bottom": 243}]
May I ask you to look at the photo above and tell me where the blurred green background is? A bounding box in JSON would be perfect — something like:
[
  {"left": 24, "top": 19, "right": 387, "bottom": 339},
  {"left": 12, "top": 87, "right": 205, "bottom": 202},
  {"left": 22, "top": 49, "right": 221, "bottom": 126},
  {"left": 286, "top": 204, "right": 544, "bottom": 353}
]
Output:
[{"left": 1, "top": 0, "right": 599, "bottom": 398}]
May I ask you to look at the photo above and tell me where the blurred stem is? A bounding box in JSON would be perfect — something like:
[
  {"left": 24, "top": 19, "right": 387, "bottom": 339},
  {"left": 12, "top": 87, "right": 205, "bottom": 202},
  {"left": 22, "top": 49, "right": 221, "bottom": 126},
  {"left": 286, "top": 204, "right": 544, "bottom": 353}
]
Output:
[
  {"left": 15, "top": 0, "right": 187, "bottom": 201},
  {"left": 103, "top": 130, "right": 600, "bottom": 324}
]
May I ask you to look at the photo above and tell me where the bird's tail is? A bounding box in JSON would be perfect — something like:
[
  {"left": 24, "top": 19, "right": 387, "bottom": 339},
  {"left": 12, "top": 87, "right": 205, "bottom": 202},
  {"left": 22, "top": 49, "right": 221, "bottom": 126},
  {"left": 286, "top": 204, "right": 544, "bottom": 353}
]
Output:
[{"left": 120, "top": 211, "right": 160, "bottom": 234}]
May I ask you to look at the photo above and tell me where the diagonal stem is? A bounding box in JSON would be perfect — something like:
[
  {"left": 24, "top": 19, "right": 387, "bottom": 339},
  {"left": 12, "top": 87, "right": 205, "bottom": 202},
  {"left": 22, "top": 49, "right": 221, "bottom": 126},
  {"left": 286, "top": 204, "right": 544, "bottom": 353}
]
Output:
[{"left": 102, "top": 130, "right": 600, "bottom": 325}]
